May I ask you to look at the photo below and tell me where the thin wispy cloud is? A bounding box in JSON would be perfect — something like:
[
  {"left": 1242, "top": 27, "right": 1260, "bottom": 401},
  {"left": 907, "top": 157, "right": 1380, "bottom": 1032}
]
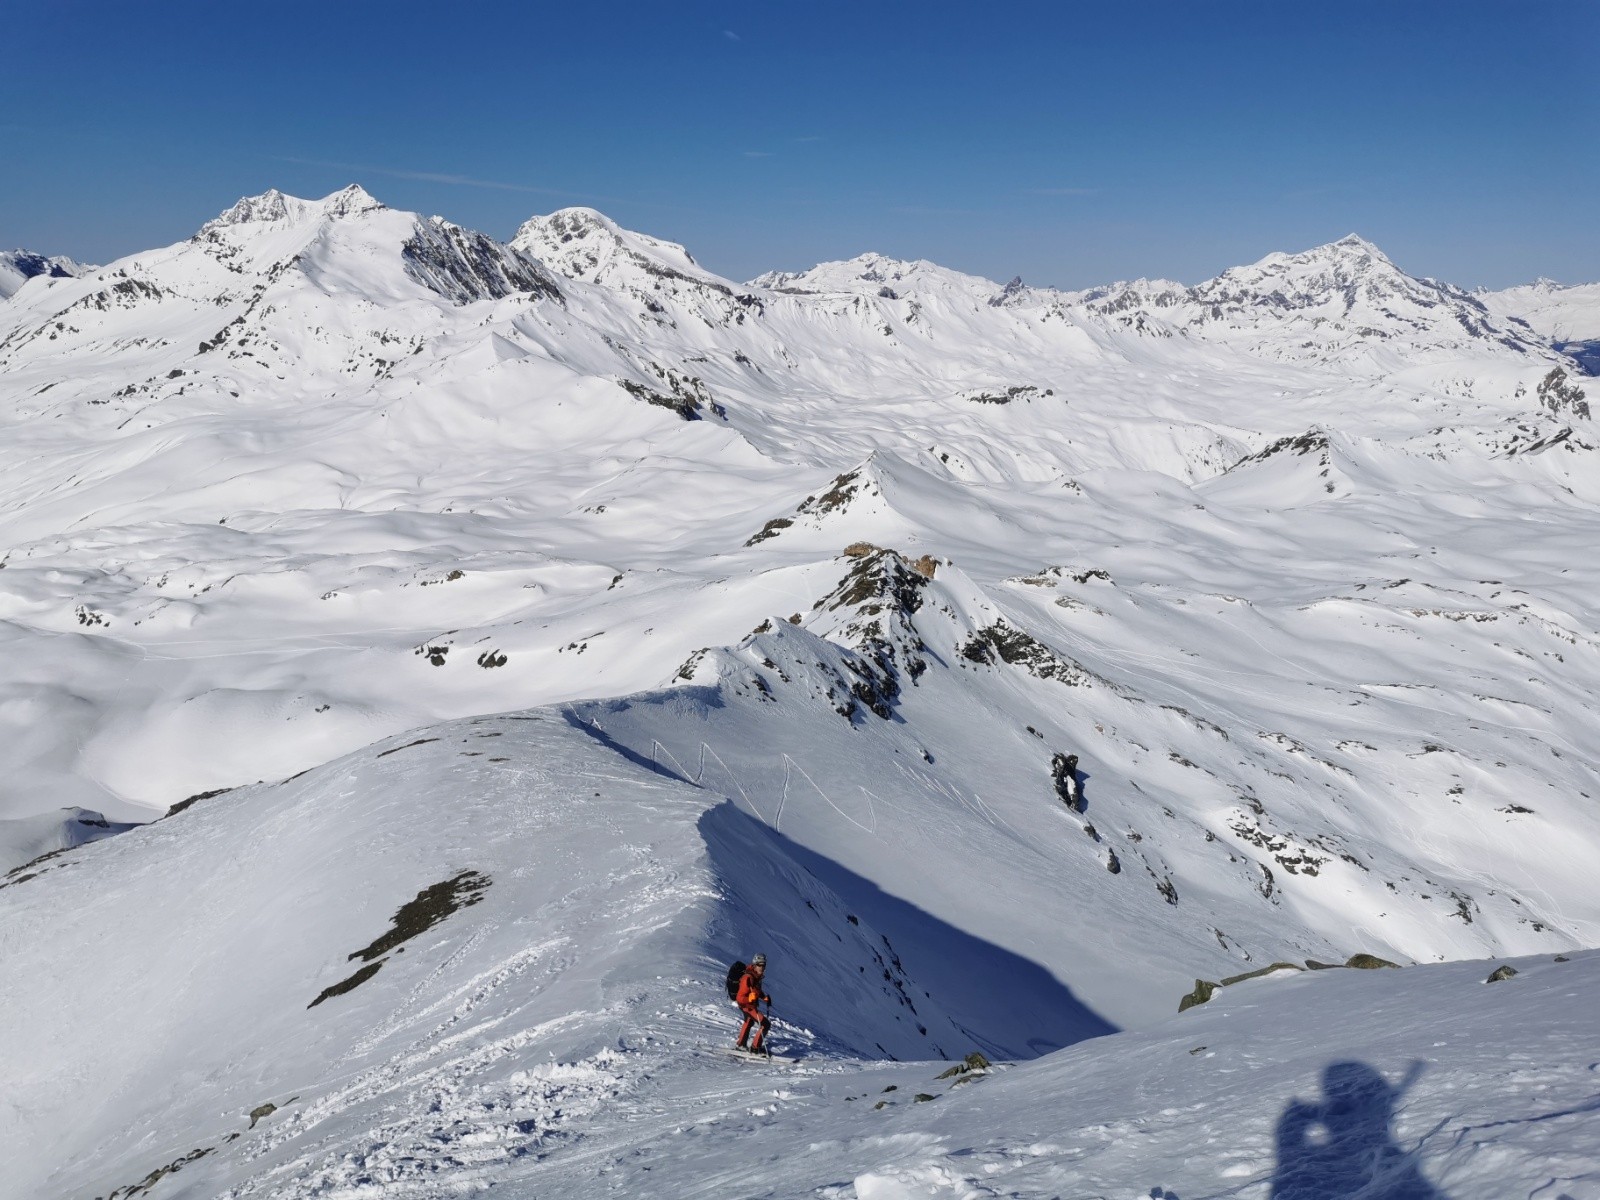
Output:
[
  {"left": 743, "top": 151, "right": 774, "bottom": 159},
  {"left": 275, "top": 157, "right": 586, "bottom": 197},
  {"left": 722, "top": 29, "right": 740, "bottom": 40},
  {"left": 1023, "top": 187, "right": 1098, "bottom": 197}
]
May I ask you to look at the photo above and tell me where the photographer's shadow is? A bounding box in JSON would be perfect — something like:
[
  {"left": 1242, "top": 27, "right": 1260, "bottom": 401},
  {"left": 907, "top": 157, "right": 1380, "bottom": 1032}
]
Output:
[{"left": 1269, "top": 1061, "right": 1447, "bottom": 1199}]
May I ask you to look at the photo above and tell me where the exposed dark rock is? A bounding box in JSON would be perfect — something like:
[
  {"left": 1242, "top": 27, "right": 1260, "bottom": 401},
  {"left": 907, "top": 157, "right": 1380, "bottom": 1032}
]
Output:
[
  {"left": 1537, "top": 367, "right": 1590, "bottom": 420},
  {"left": 309, "top": 871, "right": 491, "bottom": 1008},
  {"left": 935, "top": 1051, "right": 992, "bottom": 1079},
  {"left": 1232, "top": 429, "right": 1331, "bottom": 471},
  {"left": 813, "top": 551, "right": 938, "bottom": 722},
  {"left": 1345, "top": 953, "right": 1401, "bottom": 970},
  {"left": 348, "top": 871, "right": 491, "bottom": 963},
  {"left": 166, "top": 787, "right": 235, "bottom": 818},
  {"left": 745, "top": 517, "right": 793, "bottom": 546},
  {"left": 402, "top": 219, "right": 560, "bottom": 305},
  {"left": 1220, "top": 961, "right": 1303, "bottom": 986},
  {"left": 377, "top": 737, "right": 439, "bottom": 758},
  {"left": 103, "top": 1146, "right": 214, "bottom": 1199},
  {"left": 1051, "top": 752, "right": 1082, "bottom": 811},
  {"left": 1485, "top": 964, "right": 1518, "bottom": 983},
  {"left": 965, "top": 383, "right": 1049, "bottom": 404},
  {"left": 1178, "top": 979, "right": 1219, "bottom": 1012},
  {"left": 308, "top": 962, "right": 383, "bottom": 1008},
  {"left": 960, "top": 623, "right": 1089, "bottom": 685},
  {"left": 617, "top": 372, "right": 711, "bottom": 420}
]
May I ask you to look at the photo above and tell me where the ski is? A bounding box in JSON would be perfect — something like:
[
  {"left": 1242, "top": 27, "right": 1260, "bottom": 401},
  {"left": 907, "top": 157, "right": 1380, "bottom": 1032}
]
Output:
[{"left": 714, "top": 1047, "right": 800, "bottom": 1063}]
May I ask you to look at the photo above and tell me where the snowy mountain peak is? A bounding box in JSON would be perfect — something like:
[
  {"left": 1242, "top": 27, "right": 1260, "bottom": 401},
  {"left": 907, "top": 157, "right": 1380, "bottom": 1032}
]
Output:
[
  {"left": 0, "top": 249, "right": 95, "bottom": 300},
  {"left": 1069, "top": 232, "right": 1557, "bottom": 365},
  {"left": 321, "top": 182, "right": 386, "bottom": 218},
  {"left": 515, "top": 206, "right": 625, "bottom": 247},
  {"left": 753, "top": 252, "right": 1001, "bottom": 301},
  {"left": 1216, "top": 233, "right": 1405, "bottom": 295},
  {"left": 1330, "top": 232, "right": 1387, "bottom": 256},
  {"left": 200, "top": 184, "right": 385, "bottom": 234},
  {"left": 201, "top": 187, "right": 318, "bottom": 230},
  {"left": 511, "top": 207, "right": 718, "bottom": 289}
]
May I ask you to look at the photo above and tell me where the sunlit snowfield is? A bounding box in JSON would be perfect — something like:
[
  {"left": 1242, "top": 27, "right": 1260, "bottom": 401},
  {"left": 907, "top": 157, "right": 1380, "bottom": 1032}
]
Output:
[{"left": 1, "top": 191, "right": 1597, "bottom": 1198}]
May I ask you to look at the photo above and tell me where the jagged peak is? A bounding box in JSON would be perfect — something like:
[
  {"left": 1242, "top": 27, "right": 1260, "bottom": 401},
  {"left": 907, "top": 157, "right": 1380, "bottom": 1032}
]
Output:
[
  {"left": 202, "top": 188, "right": 314, "bottom": 230},
  {"left": 1329, "top": 232, "right": 1387, "bottom": 256},
  {"left": 200, "top": 184, "right": 386, "bottom": 234},
  {"left": 320, "top": 183, "right": 386, "bottom": 218}
]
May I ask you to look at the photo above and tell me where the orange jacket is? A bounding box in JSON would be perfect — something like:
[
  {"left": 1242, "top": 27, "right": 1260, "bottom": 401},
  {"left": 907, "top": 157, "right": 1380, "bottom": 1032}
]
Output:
[{"left": 736, "top": 969, "right": 769, "bottom": 1009}]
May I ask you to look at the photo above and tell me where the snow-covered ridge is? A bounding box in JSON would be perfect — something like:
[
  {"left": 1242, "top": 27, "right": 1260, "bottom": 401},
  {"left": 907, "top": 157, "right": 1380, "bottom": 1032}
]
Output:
[
  {"left": 0, "top": 248, "right": 95, "bottom": 300},
  {"left": 1479, "top": 276, "right": 1600, "bottom": 343},
  {"left": 753, "top": 251, "right": 1003, "bottom": 301},
  {"left": 1, "top": 691, "right": 1592, "bottom": 1198},
  {"left": 200, "top": 183, "right": 386, "bottom": 232},
  {"left": 1074, "top": 233, "right": 1550, "bottom": 367}
]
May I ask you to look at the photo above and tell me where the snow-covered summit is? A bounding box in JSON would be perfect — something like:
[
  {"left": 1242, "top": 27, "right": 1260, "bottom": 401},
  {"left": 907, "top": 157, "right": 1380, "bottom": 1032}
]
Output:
[
  {"left": 200, "top": 184, "right": 385, "bottom": 233},
  {"left": 201, "top": 187, "right": 318, "bottom": 230},
  {"left": 753, "top": 251, "right": 1004, "bottom": 304},
  {"left": 512, "top": 206, "right": 729, "bottom": 292},
  {"left": 1206, "top": 233, "right": 1399, "bottom": 297},
  {"left": 0, "top": 248, "right": 95, "bottom": 300},
  {"left": 1075, "top": 233, "right": 1544, "bottom": 368}
]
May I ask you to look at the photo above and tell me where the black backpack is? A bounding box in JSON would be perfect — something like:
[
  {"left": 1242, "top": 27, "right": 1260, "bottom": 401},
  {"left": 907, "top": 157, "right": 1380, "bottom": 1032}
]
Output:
[{"left": 725, "top": 961, "right": 745, "bottom": 1001}]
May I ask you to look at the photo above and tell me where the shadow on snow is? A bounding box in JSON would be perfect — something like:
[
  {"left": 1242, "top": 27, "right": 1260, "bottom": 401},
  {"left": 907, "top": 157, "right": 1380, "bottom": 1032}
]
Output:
[{"left": 697, "top": 800, "right": 1116, "bottom": 1062}]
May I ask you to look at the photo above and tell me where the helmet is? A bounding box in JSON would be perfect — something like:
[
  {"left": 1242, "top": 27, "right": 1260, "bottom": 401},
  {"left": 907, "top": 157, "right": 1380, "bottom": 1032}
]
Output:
[{"left": 751, "top": 953, "right": 767, "bottom": 967}]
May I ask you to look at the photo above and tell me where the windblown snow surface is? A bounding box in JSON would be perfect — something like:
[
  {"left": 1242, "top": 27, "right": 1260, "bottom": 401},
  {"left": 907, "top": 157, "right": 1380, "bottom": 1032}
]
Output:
[{"left": 1, "top": 188, "right": 1597, "bottom": 1198}]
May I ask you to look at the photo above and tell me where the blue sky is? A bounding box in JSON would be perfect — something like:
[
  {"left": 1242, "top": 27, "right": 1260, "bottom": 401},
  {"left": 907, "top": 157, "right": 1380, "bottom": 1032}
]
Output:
[{"left": 3, "top": 1, "right": 1594, "bottom": 289}]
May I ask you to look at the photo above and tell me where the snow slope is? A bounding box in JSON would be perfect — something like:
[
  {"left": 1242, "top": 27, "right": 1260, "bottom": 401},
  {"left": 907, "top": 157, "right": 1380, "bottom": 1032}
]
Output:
[
  {"left": 2, "top": 186, "right": 1599, "bottom": 1195},
  {"left": 1, "top": 696, "right": 1593, "bottom": 1199}
]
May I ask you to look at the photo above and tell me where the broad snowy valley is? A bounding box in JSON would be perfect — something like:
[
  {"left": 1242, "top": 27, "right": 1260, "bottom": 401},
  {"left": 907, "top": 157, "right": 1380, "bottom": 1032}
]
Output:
[{"left": 2, "top": 189, "right": 1597, "bottom": 1199}]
